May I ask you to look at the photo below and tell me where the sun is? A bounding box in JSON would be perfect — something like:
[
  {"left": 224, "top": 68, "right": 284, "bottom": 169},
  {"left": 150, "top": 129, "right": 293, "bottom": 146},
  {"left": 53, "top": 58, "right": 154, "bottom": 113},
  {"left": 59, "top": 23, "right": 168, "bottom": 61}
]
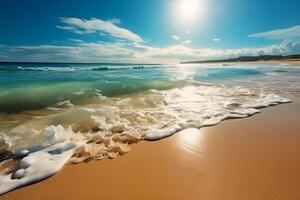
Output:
[{"left": 174, "top": 0, "right": 205, "bottom": 24}]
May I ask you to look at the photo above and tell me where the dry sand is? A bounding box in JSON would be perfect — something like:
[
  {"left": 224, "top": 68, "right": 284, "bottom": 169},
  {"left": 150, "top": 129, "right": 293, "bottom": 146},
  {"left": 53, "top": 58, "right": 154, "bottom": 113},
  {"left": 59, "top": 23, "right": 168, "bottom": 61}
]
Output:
[{"left": 2, "top": 103, "right": 300, "bottom": 200}]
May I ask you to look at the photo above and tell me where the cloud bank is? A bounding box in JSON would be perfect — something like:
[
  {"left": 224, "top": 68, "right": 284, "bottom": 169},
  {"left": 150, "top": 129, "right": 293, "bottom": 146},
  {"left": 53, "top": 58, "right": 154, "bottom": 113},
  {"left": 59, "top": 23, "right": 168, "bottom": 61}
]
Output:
[
  {"left": 1, "top": 18, "right": 300, "bottom": 63},
  {"left": 1, "top": 40, "right": 299, "bottom": 63}
]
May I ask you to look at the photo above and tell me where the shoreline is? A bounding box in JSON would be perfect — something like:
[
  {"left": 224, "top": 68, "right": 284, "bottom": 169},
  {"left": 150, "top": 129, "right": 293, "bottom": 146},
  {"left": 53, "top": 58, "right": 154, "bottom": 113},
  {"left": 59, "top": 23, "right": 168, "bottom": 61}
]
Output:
[
  {"left": 180, "top": 59, "right": 300, "bottom": 65},
  {"left": 2, "top": 102, "right": 300, "bottom": 200}
]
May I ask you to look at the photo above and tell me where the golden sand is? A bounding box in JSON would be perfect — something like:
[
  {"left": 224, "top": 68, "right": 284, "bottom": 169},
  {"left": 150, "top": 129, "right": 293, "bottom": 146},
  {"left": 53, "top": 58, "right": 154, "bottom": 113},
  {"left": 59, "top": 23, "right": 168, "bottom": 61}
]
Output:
[{"left": 2, "top": 103, "right": 300, "bottom": 200}]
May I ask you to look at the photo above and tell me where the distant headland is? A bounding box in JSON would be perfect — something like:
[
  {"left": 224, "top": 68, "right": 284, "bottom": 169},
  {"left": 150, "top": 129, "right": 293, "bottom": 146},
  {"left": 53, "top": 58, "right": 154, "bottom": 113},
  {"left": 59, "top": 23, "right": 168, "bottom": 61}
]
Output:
[{"left": 181, "top": 54, "right": 300, "bottom": 64}]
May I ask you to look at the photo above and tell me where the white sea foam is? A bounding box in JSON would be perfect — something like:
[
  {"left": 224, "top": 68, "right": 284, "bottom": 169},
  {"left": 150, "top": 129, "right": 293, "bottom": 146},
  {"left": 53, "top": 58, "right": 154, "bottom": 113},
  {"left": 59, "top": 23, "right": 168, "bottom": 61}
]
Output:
[
  {"left": 0, "top": 142, "right": 76, "bottom": 195},
  {"left": 43, "top": 125, "right": 76, "bottom": 145},
  {"left": 0, "top": 84, "right": 292, "bottom": 195},
  {"left": 18, "top": 66, "right": 78, "bottom": 72},
  {"left": 3, "top": 85, "right": 292, "bottom": 146},
  {"left": 144, "top": 86, "right": 291, "bottom": 140},
  {"left": 0, "top": 125, "right": 79, "bottom": 195},
  {"left": 47, "top": 100, "right": 74, "bottom": 111}
]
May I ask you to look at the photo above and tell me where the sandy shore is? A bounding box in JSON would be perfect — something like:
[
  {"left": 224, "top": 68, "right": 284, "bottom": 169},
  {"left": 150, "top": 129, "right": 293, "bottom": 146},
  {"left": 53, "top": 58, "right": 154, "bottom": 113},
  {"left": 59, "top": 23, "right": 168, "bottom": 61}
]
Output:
[
  {"left": 199, "top": 59, "right": 300, "bottom": 65},
  {"left": 2, "top": 103, "right": 300, "bottom": 200}
]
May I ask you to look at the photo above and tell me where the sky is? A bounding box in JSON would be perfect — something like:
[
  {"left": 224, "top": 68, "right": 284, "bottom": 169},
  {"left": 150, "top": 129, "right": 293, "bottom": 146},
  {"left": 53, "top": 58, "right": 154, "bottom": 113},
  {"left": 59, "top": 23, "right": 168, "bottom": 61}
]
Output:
[{"left": 0, "top": 0, "right": 300, "bottom": 63}]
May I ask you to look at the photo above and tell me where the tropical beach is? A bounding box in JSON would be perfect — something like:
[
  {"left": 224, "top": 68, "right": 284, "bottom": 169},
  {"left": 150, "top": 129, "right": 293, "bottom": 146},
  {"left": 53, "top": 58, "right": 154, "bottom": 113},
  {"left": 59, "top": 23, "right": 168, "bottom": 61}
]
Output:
[
  {"left": 1, "top": 102, "right": 300, "bottom": 200},
  {"left": 1, "top": 0, "right": 300, "bottom": 199},
  {"left": 0, "top": 61, "right": 299, "bottom": 199}
]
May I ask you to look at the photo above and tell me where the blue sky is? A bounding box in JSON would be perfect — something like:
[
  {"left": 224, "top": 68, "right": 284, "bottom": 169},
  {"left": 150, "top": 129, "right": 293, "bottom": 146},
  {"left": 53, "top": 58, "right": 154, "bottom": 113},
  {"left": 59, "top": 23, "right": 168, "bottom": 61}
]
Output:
[{"left": 0, "top": 0, "right": 300, "bottom": 63}]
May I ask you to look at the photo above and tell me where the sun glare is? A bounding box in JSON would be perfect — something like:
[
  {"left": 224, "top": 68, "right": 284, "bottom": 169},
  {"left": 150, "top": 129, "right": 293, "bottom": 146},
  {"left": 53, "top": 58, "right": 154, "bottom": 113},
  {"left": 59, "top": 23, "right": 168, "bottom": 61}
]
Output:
[{"left": 174, "top": 0, "right": 205, "bottom": 24}]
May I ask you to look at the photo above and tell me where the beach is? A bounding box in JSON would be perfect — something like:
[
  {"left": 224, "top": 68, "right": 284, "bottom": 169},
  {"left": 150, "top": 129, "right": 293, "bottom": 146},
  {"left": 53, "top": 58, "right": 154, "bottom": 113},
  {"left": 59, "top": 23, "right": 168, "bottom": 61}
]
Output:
[
  {"left": 2, "top": 102, "right": 300, "bottom": 200},
  {"left": 1, "top": 0, "right": 300, "bottom": 198},
  {"left": 0, "top": 61, "right": 299, "bottom": 197}
]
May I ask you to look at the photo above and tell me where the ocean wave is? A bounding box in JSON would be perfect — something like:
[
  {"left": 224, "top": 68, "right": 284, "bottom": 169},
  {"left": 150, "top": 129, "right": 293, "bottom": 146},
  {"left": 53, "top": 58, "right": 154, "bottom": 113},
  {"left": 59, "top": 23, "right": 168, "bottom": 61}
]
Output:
[
  {"left": 0, "top": 65, "right": 169, "bottom": 72},
  {"left": 0, "top": 66, "right": 78, "bottom": 72},
  {"left": 46, "top": 100, "right": 74, "bottom": 111},
  {"left": 0, "top": 80, "right": 187, "bottom": 113},
  {"left": 91, "top": 65, "right": 163, "bottom": 71},
  {"left": 0, "top": 84, "right": 292, "bottom": 195}
]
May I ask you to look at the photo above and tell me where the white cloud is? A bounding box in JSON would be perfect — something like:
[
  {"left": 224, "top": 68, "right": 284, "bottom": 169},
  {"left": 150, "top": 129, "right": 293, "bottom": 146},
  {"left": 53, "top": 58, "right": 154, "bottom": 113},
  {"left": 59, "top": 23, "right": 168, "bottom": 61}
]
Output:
[
  {"left": 213, "top": 38, "right": 220, "bottom": 42},
  {"left": 1, "top": 41, "right": 299, "bottom": 63},
  {"left": 69, "top": 39, "right": 83, "bottom": 43},
  {"left": 182, "top": 40, "right": 192, "bottom": 45},
  {"left": 186, "top": 30, "right": 191, "bottom": 35},
  {"left": 58, "top": 17, "right": 143, "bottom": 42},
  {"left": 171, "top": 35, "right": 180, "bottom": 40},
  {"left": 249, "top": 25, "right": 300, "bottom": 40}
]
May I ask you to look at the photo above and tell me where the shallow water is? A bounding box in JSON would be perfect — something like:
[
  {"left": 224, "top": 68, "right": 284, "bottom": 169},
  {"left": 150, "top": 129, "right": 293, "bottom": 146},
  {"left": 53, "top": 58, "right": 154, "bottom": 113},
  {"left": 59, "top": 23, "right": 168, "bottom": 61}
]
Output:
[{"left": 0, "top": 62, "right": 299, "bottom": 195}]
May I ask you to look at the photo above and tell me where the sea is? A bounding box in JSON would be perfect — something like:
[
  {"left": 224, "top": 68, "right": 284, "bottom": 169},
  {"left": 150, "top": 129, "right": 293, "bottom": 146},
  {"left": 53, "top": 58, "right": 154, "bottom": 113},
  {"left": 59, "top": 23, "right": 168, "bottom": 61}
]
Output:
[{"left": 0, "top": 61, "right": 299, "bottom": 194}]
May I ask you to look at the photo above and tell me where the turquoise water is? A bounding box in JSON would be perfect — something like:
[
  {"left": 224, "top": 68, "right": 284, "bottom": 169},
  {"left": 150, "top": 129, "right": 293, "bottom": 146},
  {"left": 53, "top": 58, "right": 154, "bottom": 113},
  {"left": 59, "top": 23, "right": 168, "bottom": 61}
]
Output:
[
  {"left": 0, "top": 62, "right": 299, "bottom": 152},
  {"left": 0, "top": 62, "right": 270, "bottom": 113}
]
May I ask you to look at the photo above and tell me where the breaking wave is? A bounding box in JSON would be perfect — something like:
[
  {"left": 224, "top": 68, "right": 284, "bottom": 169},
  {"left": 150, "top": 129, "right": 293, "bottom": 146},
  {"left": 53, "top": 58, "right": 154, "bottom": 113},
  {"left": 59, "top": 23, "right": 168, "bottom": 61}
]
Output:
[
  {"left": 0, "top": 65, "right": 168, "bottom": 72},
  {"left": 0, "top": 82, "right": 291, "bottom": 195}
]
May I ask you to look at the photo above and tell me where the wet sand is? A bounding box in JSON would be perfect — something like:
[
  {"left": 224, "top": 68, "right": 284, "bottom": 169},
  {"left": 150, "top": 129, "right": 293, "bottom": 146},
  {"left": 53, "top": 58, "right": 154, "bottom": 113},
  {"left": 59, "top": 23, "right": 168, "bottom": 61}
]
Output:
[{"left": 2, "top": 103, "right": 300, "bottom": 200}]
